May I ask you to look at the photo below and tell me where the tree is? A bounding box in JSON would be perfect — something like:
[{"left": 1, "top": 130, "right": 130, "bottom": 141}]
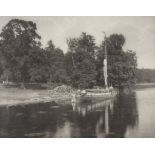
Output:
[
  {"left": 0, "top": 41, "right": 5, "bottom": 80},
  {"left": 0, "top": 19, "right": 41, "bottom": 86},
  {"left": 65, "top": 32, "right": 97, "bottom": 89},
  {"left": 28, "top": 45, "right": 48, "bottom": 83},
  {"left": 96, "top": 34, "right": 137, "bottom": 88},
  {"left": 45, "top": 40, "right": 69, "bottom": 84}
]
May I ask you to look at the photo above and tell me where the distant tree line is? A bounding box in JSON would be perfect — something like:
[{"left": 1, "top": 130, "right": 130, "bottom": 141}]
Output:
[
  {"left": 136, "top": 69, "right": 155, "bottom": 83},
  {"left": 0, "top": 19, "right": 137, "bottom": 89}
]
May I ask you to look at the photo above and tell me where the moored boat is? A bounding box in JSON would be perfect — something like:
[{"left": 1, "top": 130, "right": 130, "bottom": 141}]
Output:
[
  {"left": 73, "top": 88, "right": 117, "bottom": 103},
  {"left": 72, "top": 33, "right": 117, "bottom": 103}
]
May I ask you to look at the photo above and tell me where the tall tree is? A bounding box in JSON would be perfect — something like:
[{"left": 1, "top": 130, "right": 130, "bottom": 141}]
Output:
[
  {"left": 45, "top": 40, "right": 69, "bottom": 84},
  {"left": 0, "top": 19, "right": 41, "bottom": 85},
  {"left": 28, "top": 45, "right": 48, "bottom": 83},
  {"left": 65, "top": 32, "right": 97, "bottom": 89}
]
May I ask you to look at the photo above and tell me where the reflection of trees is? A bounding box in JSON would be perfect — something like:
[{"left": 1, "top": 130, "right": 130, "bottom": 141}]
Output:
[
  {"left": 70, "top": 93, "right": 138, "bottom": 138},
  {"left": 0, "top": 102, "right": 71, "bottom": 137},
  {"left": 0, "top": 92, "right": 138, "bottom": 138},
  {"left": 109, "top": 92, "right": 138, "bottom": 137},
  {"left": 69, "top": 99, "right": 114, "bottom": 137},
  {"left": 0, "top": 106, "right": 10, "bottom": 137},
  {"left": 68, "top": 110, "right": 101, "bottom": 137}
]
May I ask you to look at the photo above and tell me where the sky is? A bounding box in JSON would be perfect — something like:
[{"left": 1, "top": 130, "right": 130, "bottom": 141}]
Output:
[{"left": 0, "top": 16, "right": 155, "bottom": 69}]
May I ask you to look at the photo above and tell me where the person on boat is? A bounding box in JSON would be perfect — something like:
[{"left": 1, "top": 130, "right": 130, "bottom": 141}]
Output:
[
  {"left": 109, "top": 85, "right": 114, "bottom": 94},
  {"left": 81, "top": 89, "right": 86, "bottom": 96},
  {"left": 71, "top": 93, "right": 76, "bottom": 103}
]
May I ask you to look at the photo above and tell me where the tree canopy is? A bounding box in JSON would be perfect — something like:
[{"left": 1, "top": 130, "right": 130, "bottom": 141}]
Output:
[
  {"left": 96, "top": 34, "right": 137, "bottom": 88},
  {"left": 0, "top": 19, "right": 138, "bottom": 89},
  {"left": 65, "top": 32, "right": 97, "bottom": 89},
  {"left": 0, "top": 19, "right": 41, "bottom": 83}
]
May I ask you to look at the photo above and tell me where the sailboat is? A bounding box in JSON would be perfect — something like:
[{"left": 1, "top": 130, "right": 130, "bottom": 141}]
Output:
[{"left": 73, "top": 33, "right": 117, "bottom": 103}]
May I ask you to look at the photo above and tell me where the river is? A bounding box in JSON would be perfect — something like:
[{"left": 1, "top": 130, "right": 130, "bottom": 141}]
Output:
[{"left": 0, "top": 88, "right": 155, "bottom": 138}]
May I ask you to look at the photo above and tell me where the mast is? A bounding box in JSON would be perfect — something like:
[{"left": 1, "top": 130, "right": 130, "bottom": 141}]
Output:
[{"left": 103, "top": 32, "right": 108, "bottom": 88}]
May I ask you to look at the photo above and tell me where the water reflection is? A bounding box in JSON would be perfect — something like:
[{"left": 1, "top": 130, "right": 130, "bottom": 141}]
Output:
[
  {"left": 0, "top": 91, "right": 139, "bottom": 137},
  {"left": 71, "top": 99, "right": 114, "bottom": 137},
  {"left": 109, "top": 92, "right": 139, "bottom": 137}
]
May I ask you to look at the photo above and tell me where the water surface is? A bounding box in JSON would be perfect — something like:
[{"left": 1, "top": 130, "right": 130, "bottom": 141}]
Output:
[{"left": 0, "top": 88, "right": 155, "bottom": 138}]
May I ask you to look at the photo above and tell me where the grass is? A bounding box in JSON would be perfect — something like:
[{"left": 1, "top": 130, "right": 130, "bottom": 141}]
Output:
[
  {"left": 0, "top": 88, "right": 51, "bottom": 106},
  {"left": 0, "top": 87, "right": 73, "bottom": 106}
]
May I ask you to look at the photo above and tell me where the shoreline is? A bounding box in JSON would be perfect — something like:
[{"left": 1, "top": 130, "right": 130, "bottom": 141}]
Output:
[
  {"left": 135, "top": 83, "right": 155, "bottom": 89},
  {"left": 0, "top": 96, "right": 72, "bottom": 107},
  {"left": 0, "top": 88, "right": 73, "bottom": 107},
  {"left": 0, "top": 83, "right": 155, "bottom": 106}
]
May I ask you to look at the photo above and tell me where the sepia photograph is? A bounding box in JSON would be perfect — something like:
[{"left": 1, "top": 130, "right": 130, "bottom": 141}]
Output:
[{"left": 0, "top": 16, "right": 155, "bottom": 138}]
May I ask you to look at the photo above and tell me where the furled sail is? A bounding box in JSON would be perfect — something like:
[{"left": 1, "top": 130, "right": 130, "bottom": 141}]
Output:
[
  {"left": 103, "top": 32, "right": 108, "bottom": 88},
  {"left": 103, "top": 58, "right": 108, "bottom": 88}
]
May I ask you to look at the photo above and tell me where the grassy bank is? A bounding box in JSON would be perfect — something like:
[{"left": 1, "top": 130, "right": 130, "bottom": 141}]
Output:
[
  {"left": 1, "top": 82, "right": 155, "bottom": 106},
  {"left": 0, "top": 88, "right": 72, "bottom": 106}
]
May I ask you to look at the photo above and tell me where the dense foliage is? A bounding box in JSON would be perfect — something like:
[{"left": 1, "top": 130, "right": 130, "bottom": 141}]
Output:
[
  {"left": 0, "top": 19, "right": 41, "bottom": 84},
  {"left": 96, "top": 34, "right": 137, "bottom": 88},
  {"left": 65, "top": 33, "right": 97, "bottom": 89},
  {"left": 0, "top": 19, "right": 138, "bottom": 89}
]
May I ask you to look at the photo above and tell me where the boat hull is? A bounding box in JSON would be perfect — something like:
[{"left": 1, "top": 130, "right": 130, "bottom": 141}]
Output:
[{"left": 75, "top": 91, "right": 117, "bottom": 103}]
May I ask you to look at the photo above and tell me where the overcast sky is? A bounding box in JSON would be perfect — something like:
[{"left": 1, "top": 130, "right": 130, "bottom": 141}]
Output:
[{"left": 0, "top": 16, "right": 155, "bottom": 69}]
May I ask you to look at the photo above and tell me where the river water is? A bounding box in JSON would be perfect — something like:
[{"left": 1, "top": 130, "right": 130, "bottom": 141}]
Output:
[{"left": 0, "top": 88, "right": 155, "bottom": 138}]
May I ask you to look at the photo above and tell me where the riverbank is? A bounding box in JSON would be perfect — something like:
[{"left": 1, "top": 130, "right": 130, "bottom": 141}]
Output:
[
  {"left": 0, "top": 88, "right": 73, "bottom": 106},
  {"left": 135, "top": 83, "right": 155, "bottom": 89},
  {"left": 1, "top": 83, "right": 155, "bottom": 106}
]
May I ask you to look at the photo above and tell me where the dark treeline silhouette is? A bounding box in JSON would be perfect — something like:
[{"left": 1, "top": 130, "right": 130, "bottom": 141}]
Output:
[
  {"left": 0, "top": 19, "right": 137, "bottom": 89},
  {"left": 136, "top": 69, "right": 155, "bottom": 83}
]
